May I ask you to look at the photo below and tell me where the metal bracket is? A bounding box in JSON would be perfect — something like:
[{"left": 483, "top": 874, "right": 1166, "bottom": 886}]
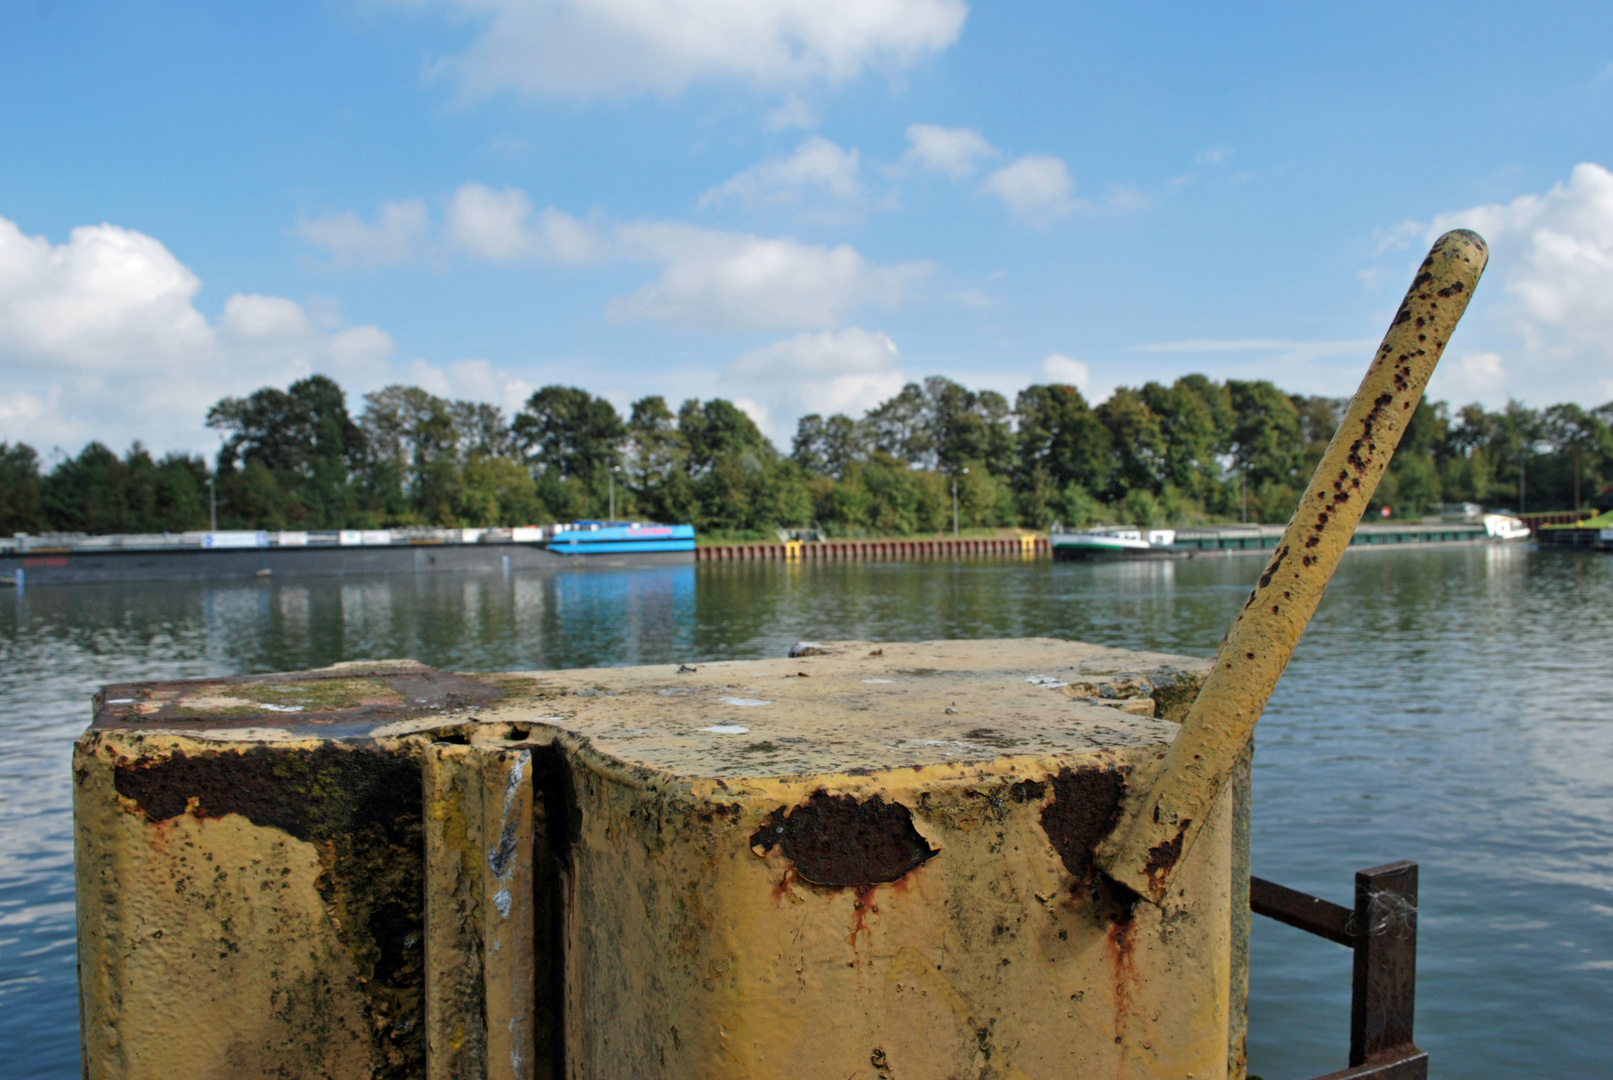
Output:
[{"left": 1250, "top": 860, "right": 1425, "bottom": 1080}]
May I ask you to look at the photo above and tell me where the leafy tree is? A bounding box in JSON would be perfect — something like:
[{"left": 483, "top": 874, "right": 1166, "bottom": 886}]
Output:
[
  {"left": 513, "top": 386, "right": 626, "bottom": 482},
  {"left": 1095, "top": 387, "right": 1168, "bottom": 501},
  {"left": 791, "top": 413, "right": 867, "bottom": 478},
  {"left": 1141, "top": 377, "right": 1231, "bottom": 505},
  {"left": 208, "top": 375, "right": 364, "bottom": 525},
  {"left": 864, "top": 383, "right": 932, "bottom": 466},
  {"left": 1014, "top": 383, "right": 1111, "bottom": 501},
  {"left": 0, "top": 442, "right": 44, "bottom": 534},
  {"left": 677, "top": 398, "right": 774, "bottom": 475}
]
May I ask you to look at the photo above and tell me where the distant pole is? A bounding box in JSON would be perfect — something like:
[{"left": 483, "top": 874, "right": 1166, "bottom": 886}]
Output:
[
  {"left": 1519, "top": 449, "right": 1526, "bottom": 515},
  {"left": 610, "top": 466, "right": 620, "bottom": 521},
  {"left": 1574, "top": 446, "right": 1581, "bottom": 512},
  {"left": 1240, "top": 468, "right": 1247, "bottom": 524},
  {"left": 952, "top": 467, "right": 969, "bottom": 537},
  {"left": 206, "top": 477, "right": 217, "bottom": 532}
]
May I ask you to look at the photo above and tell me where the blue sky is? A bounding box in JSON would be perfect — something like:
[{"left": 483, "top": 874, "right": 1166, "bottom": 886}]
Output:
[{"left": 3, "top": 1, "right": 1612, "bottom": 456}]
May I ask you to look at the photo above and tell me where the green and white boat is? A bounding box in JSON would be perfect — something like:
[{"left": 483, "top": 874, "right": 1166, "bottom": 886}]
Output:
[{"left": 1049, "top": 526, "right": 1179, "bottom": 561}]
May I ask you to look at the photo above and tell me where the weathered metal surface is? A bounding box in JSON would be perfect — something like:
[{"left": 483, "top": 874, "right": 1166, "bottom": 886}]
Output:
[
  {"left": 1098, "top": 230, "right": 1489, "bottom": 902},
  {"left": 1249, "top": 875, "right": 1353, "bottom": 947},
  {"left": 1249, "top": 861, "right": 1425, "bottom": 1080},
  {"left": 1350, "top": 861, "right": 1419, "bottom": 1068},
  {"left": 75, "top": 638, "right": 1257, "bottom": 1079},
  {"left": 76, "top": 731, "right": 427, "bottom": 1079}
]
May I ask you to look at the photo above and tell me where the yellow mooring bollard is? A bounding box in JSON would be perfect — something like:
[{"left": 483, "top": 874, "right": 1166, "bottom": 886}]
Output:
[
  {"left": 1095, "top": 230, "right": 1488, "bottom": 903},
  {"left": 75, "top": 641, "right": 1248, "bottom": 1079}
]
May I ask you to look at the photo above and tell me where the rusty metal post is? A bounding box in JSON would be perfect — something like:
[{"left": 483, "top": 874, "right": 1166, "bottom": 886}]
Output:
[
  {"left": 1097, "top": 231, "right": 1489, "bottom": 902},
  {"left": 1350, "top": 861, "right": 1420, "bottom": 1069}
]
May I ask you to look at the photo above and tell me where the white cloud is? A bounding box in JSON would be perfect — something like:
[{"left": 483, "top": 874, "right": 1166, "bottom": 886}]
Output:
[
  {"left": 608, "top": 224, "right": 930, "bottom": 330},
  {"left": 1428, "top": 351, "right": 1507, "bottom": 402},
  {"left": 700, "top": 137, "right": 861, "bottom": 208},
  {"left": 422, "top": 0, "right": 969, "bottom": 99},
  {"left": 0, "top": 218, "right": 212, "bottom": 370},
  {"left": 296, "top": 184, "right": 920, "bottom": 332},
  {"left": 0, "top": 214, "right": 419, "bottom": 454},
  {"left": 1039, "top": 353, "right": 1089, "bottom": 390},
  {"left": 445, "top": 183, "right": 539, "bottom": 263},
  {"left": 294, "top": 199, "right": 430, "bottom": 268},
  {"left": 721, "top": 327, "right": 904, "bottom": 441},
  {"left": 904, "top": 123, "right": 996, "bottom": 178},
  {"left": 980, "top": 155, "right": 1076, "bottom": 222},
  {"left": 765, "top": 94, "right": 819, "bottom": 131},
  {"left": 1424, "top": 162, "right": 1613, "bottom": 405}
]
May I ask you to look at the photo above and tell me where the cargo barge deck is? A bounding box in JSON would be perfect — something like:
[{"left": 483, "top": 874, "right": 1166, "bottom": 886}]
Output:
[{"left": 2, "top": 522, "right": 695, "bottom": 586}]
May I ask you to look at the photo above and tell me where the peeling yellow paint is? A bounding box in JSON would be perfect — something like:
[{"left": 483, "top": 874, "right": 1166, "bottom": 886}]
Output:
[{"left": 77, "top": 637, "right": 1247, "bottom": 1079}]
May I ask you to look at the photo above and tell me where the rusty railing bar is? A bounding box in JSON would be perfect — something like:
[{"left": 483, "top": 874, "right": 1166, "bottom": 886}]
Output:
[
  {"left": 1249, "top": 875, "right": 1353, "bottom": 946},
  {"left": 1249, "top": 860, "right": 1425, "bottom": 1080},
  {"left": 1350, "top": 860, "right": 1419, "bottom": 1069},
  {"left": 1308, "top": 1050, "right": 1428, "bottom": 1080}
]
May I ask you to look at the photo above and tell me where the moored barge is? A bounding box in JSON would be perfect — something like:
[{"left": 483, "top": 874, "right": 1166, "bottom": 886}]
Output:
[
  {"left": 1052, "top": 514, "right": 1531, "bottom": 561},
  {"left": 2, "top": 520, "right": 695, "bottom": 586}
]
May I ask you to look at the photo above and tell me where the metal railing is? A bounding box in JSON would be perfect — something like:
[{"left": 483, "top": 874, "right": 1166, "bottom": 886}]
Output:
[{"left": 1251, "top": 860, "right": 1426, "bottom": 1080}]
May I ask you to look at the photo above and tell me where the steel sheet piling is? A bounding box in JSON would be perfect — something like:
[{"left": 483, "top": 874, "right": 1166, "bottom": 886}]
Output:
[{"left": 1096, "top": 230, "right": 1489, "bottom": 902}]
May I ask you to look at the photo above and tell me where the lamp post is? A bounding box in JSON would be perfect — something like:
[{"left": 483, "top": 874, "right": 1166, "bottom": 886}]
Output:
[
  {"left": 206, "top": 476, "right": 217, "bottom": 532},
  {"left": 609, "top": 466, "right": 621, "bottom": 521},
  {"left": 952, "top": 467, "right": 969, "bottom": 538}
]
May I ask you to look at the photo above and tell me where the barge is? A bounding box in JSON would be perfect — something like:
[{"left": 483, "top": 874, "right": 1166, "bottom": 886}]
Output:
[
  {"left": 1052, "top": 514, "right": 1531, "bottom": 561},
  {"left": 2, "top": 521, "right": 695, "bottom": 586},
  {"left": 1535, "top": 509, "right": 1613, "bottom": 552}
]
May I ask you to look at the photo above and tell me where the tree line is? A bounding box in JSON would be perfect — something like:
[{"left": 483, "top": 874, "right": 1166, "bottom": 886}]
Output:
[{"left": 3, "top": 373, "right": 1611, "bottom": 540}]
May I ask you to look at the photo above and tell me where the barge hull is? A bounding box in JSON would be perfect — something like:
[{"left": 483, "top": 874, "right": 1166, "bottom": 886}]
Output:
[{"left": 4, "top": 543, "right": 693, "bottom": 585}]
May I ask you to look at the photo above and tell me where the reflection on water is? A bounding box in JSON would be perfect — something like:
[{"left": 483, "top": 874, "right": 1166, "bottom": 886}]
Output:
[{"left": 2, "top": 549, "right": 1609, "bottom": 1078}]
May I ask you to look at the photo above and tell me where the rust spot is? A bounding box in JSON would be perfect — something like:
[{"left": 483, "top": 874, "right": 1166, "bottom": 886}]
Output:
[
  {"left": 1038, "top": 767, "right": 1124, "bottom": 879},
  {"left": 1143, "top": 820, "right": 1191, "bottom": 890},
  {"left": 1256, "top": 544, "right": 1288, "bottom": 590},
  {"left": 752, "top": 791, "right": 936, "bottom": 887}
]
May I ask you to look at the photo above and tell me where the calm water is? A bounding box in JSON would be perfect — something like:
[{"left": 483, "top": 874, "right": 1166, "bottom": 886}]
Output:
[{"left": 2, "top": 549, "right": 1610, "bottom": 1078}]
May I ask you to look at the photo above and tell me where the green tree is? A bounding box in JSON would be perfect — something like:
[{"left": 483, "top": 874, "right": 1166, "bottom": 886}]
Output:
[
  {"left": 514, "top": 386, "right": 626, "bottom": 484},
  {"left": 208, "top": 375, "right": 364, "bottom": 525},
  {"left": 1095, "top": 387, "right": 1168, "bottom": 501},
  {"left": 0, "top": 442, "right": 44, "bottom": 534}
]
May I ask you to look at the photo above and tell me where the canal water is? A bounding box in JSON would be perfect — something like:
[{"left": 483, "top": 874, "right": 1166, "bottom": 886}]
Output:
[{"left": 2, "top": 547, "right": 1609, "bottom": 1078}]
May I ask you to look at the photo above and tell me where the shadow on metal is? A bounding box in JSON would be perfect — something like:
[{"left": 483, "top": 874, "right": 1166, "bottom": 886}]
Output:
[{"left": 1251, "top": 861, "right": 1426, "bottom": 1080}]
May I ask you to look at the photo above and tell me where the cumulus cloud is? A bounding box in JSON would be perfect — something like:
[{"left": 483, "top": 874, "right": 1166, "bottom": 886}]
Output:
[
  {"left": 1039, "top": 353, "right": 1090, "bottom": 390},
  {"left": 609, "top": 224, "right": 930, "bottom": 330},
  {"left": 297, "top": 186, "right": 928, "bottom": 332},
  {"left": 903, "top": 123, "right": 996, "bottom": 178},
  {"left": 442, "top": 184, "right": 607, "bottom": 264},
  {"left": 0, "top": 214, "right": 413, "bottom": 454},
  {"left": 1427, "top": 351, "right": 1507, "bottom": 402},
  {"left": 721, "top": 327, "right": 904, "bottom": 441},
  {"left": 980, "top": 155, "right": 1076, "bottom": 222},
  {"left": 294, "top": 199, "right": 431, "bottom": 268},
  {"left": 700, "top": 137, "right": 862, "bottom": 208},
  {"left": 420, "top": 0, "right": 968, "bottom": 99},
  {"left": 1423, "top": 162, "right": 1613, "bottom": 405}
]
